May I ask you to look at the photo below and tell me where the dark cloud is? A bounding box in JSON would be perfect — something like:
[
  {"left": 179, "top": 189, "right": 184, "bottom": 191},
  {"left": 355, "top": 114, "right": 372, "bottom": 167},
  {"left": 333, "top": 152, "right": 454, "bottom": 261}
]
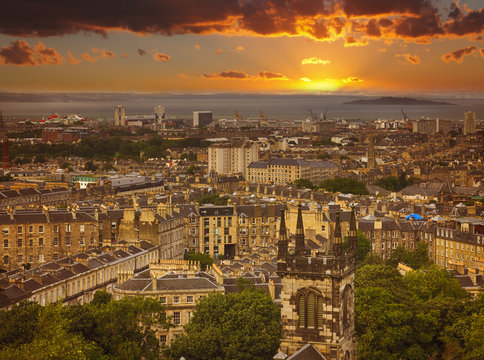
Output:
[
  {"left": 257, "top": 71, "right": 288, "bottom": 80},
  {"left": 442, "top": 46, "right": 478, "bottom": 63},
  {"left": 0, "top": 0, "right": 482, "bottom": 43},
  {"left": 202, "top": 70, "right": 250, "bottom": 79},
  {"left": 0, "top": 40, "right": 63, "bottom": 65},
  {"left": 445, "top": 8, "right": 484, "bottom": 36},
  {"left": 398, "top": 53, "right": 421, "bottom": 64},
  {"left": 481, "top": 48, "right": 484, "bottom": 58},
  {"left": 138, "top": 48, "right": 146, "bottom": 56},
  {"left": 342, "top": 0, "right": 428, "bottom": 16}
]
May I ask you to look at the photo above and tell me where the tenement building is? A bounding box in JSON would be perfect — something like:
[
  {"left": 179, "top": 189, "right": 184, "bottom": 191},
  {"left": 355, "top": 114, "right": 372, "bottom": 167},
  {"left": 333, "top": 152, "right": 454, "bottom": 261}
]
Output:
[
  {"left": 277, "top": 205, "right": 357, "bottom": 359},
  {"left": 248, "top": 158, "right": 338, "bottom": 185}
]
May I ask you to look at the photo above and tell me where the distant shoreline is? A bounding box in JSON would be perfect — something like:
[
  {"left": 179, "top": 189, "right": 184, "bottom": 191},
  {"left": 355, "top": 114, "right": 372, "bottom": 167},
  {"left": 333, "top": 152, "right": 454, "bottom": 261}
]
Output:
[{"left": 344, "top": 96, "right": 454, "bottom": 106}]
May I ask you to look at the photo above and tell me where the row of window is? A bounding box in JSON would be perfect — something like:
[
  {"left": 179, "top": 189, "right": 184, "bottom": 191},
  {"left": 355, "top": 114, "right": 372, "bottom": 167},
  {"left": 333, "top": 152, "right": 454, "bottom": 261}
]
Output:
[
  {"left": 159, "top": 295, "right": 194, "bottom": 304},
  {"left": 4, "top": 253, "right": 47, "bottom": 264},
  {"left": 3, "top": 236, "right": 96, "bottom": 248},
  {"left": 4, "top": 224, "right": 97, "bottom": 235}
]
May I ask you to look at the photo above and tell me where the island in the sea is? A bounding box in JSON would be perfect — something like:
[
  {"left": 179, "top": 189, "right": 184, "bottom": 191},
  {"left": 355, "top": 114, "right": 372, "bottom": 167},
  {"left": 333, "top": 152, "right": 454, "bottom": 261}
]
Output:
[{"left": 344, "top": 96, "right": 453, "bottom": 105}]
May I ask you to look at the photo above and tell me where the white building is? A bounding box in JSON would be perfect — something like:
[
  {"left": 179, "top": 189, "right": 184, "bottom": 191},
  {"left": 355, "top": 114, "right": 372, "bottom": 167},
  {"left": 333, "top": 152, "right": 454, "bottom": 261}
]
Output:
[{"left": 208, "top": 140, "right": 259, "bottom": 178}]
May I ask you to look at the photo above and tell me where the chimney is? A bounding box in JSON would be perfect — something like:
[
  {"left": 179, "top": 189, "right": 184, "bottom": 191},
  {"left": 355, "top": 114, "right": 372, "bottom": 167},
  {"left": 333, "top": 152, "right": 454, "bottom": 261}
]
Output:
[{"left": 8, "top": 206, "right": 14, "bottom": 221}]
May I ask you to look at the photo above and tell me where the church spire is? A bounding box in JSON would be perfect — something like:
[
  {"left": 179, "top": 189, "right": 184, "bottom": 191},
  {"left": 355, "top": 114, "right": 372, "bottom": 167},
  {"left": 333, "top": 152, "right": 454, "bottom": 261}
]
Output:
[
  {"left": 295, "top": 203, "right": 305, "bottom": 256},
  {"left": 334, "top": 210, "right": 342, "bottom": 243},
  {"left": 277, "top": 209, "right": 288, "bottom": 262},
  {"left": 349, "top": 206, "right": 358, "bottom": 254}
]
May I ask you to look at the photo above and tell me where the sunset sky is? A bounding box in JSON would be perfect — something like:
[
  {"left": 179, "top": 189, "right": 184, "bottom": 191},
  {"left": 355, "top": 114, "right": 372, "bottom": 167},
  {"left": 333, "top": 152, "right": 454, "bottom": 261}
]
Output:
[{"left": 1, "top": 0, "right": 484, "bottom": 93}]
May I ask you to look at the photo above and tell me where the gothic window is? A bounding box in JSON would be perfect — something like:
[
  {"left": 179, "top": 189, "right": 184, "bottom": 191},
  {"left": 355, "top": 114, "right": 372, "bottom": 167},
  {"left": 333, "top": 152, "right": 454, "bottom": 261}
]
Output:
[
  {"left": 297, "top": 289, "right": 324, "bottom": 329},
  {"left": 342, "top": 285, "right": 354, "bottom": 330}
]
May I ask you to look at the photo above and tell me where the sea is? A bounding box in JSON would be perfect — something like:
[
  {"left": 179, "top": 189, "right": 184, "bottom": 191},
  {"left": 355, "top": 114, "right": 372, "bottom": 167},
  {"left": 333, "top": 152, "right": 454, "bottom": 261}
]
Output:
[{"left": 1, "top": 93, "right": 483, "bottom": 122}]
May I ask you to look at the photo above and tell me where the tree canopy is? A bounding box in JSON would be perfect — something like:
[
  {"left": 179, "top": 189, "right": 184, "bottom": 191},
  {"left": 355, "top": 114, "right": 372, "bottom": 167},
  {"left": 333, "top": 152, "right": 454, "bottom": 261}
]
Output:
[
  {"left": 165, "top": 287, "right": 281, "bottom": 360},
  {"left": 318, "top": 177, "right": 369, "bottom": 195},
  {"left": 0, "top": 292, "right": 168, "bottom": 360},
  {"left": 197, "top": 193, "right": 229, "bottom": 205},
  {"left": 355, "top": 263, "right": 482, "bottom": 360}
]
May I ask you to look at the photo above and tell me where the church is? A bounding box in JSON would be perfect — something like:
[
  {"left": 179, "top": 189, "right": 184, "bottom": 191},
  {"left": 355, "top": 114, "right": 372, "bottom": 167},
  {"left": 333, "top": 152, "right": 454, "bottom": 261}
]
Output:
[{"left": 277, "top": 204, "right": 357, "bottom": 360}]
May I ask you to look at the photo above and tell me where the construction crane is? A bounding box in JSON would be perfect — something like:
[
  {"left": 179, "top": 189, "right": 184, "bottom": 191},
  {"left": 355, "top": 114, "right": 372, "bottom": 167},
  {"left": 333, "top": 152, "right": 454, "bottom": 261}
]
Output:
[
  {"left": 259, "top": 109, "right": 268, "bottom": 127},
  {"left": 234, "top": 109, "right": 242, "bottom": 121},
  {"left": 401, "top": 107, "right": 408, "bottom": 121},
  {"left": 307, "top": 108, "right": 317, "bottom": 122}
]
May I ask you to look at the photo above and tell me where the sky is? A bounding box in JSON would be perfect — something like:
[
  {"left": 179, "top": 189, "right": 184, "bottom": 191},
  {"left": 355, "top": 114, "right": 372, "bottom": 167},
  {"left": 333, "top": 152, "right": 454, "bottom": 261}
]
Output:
[{"left": 1, "top": 0, "right": 484, "bottom": 94}]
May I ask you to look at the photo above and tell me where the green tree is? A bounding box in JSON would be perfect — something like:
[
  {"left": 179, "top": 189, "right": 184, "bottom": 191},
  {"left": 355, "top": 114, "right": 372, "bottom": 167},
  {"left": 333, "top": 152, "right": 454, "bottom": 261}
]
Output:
[
  {"left": 65, "top": 295, "right": 167, "bottom": 360},
  {"left": 344, "top": 230, "right": 371, "bottom": 263},
  {"left": 0, "top": 303, "right": 103, "bottom": 360},
  {"left": 184, "top": 252, "right": 214, "bottom": 270},
  {"left": 85, "top": 161, "right": 98, "bottom": 172},
  {"left": 197, "top": 193, "right": 228, "bottom": 205},
  {"left": 318, "top": 177, "right": 368, "bottom": 195},
  {"left": 0, "top": 301, "right": 42, "bottom": 347},
  {"left": 165, "top": 288, "right": 280, "bottom": 360},
  {"left": 293, "top": 178, "right": 314, "bottom": 189},
  {"left": 386, "top": 242, "right": 432, "bottom": 270}
]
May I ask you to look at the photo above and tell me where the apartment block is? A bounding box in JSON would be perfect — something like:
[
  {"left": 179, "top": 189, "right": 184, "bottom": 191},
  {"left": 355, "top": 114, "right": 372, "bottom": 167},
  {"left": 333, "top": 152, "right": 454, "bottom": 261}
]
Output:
[
  {"left": 247, "top": 158, "right": 338, "bottom": 185},
  {"left": 208, "top": 140, "right": 259, "bottom": 178}
]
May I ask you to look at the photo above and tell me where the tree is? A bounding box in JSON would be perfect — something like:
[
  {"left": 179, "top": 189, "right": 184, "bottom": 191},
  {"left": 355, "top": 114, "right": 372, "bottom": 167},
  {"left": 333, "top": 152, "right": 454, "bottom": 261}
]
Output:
[
  {"left": 65, "top": 295, "right": 167, "bottom": 360},
  {"left": 0, "top": 301, "right": 42, "bottom": 347},
  {"left": 386, "top": 242, "right": 432, "bottom": 270},
  {"left": 0, "top": 303, "right": 103, "bottom": 360},
  {"left": 197, "top": 193, "right": 228, "bottom": 205},
  {"left": 293, "top": 178, "right": 314, "bottom": 189},
  {"left": 165, "top": 288, "right": 280, "bottom": 360},
  {"left": 318, "top": 177, "right": 368, "bottom": 195},
  {"left": 344, "top": 230, "right": 371, "bottom": 263},
  {"left": 184, "top": 252, "right": 214, "bottom": 270},
  {"left": 85, "top": 161, "right": 98, "bottom": 172}
]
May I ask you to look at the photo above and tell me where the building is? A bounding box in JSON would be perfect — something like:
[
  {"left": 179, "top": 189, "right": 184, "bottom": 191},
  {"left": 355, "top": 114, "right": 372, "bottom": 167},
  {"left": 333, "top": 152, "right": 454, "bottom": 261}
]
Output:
[
  {"left": 278, "top": 205, "right": 357, "bottom": 359},
  {"left": 463, "top": 111, "right": 476, "bottom": 135},
  {"left": 247, "top": 158, "right": 338, "bottom": 185},
  {"left": 208, "top": 140, "right": 259, "bottom": 178},
  {"left": 412, "top": 118, "right": 453, "bottom": 134},
  {"left": 42, "top": 127, "right": 89, "bottom": 143},
  {"left": 114, "top": 105, "right": 126, "bottom": 127},
  {"left": 193, "top": 111, "right": 213, "bottom": 127},
  {"left": 434, "top": 218, "right": 484, "bottom": 269},
  {"left": 367, "top": 136, "right": 376, "bottom": 169},
  {"left": 0, "top": 240, "right": 160, "bottom": 308},
  {"left": 113, "top": 259, "right": 225, "bottom": 346},
  {"left": 179, "top": 203, "right": 284, "bottom": 259}
]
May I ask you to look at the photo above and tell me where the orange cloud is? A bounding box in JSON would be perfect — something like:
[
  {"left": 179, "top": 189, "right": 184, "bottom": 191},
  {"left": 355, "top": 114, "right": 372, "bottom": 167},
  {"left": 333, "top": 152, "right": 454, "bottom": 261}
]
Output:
[
  {"left": 121, "top": 53, "right": 128, "bottom": 59},
  {"left": 342, "top": 77, "right": 363, "bottom": 83},
  {"left": 481, "top": 48, "right": 484, "bottom": 58},
  {"left": 300, "top": 77, "right": 311, "bottom": 82},
  {"left": 179, "top": 73, "right": 188, "bottom": 79},
  {"left": 301, "top": 57, "right": 331, "bottom": 65},
  {"left": 152, "top": 50, "right": 170, "bottom": 62},
  {"left": 194, "top": 44, "right": 200, "bottom": 50},
  {"left": 442, "top": 46, "right": 478, "bottom": 63},
  {"left": 397, "top": 53, "right": 421, "bottom": 64},
  {"left": 0, "top": 40, "right": 64, "bottom": 65},
  {"left": 67, "top": 51, "right": 81, "bottom": 65},
  {"left": 81, "top": 53, "right": 98, "bottom": 63},
  {"left": 215, "top": 48, "right": 224, "bottom": 54},
  {"left": 344, "top": 36, "right": 368, "bottom": 47},
  {"left": 92, "top": 48, "right": 115, "bottom": 59}
]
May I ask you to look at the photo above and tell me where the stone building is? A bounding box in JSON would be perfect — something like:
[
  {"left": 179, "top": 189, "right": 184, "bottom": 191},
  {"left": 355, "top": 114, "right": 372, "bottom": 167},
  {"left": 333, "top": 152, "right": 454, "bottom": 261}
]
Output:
[
  {"left": 277, "top": 205, "right": 357, "bottom": 359},
  {"left": 113, "top": 259, "right": 225, "bottom": 346}
]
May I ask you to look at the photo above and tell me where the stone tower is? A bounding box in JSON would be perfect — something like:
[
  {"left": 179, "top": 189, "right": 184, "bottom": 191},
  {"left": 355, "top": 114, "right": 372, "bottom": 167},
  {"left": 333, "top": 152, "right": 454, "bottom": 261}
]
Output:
[
  {"left": 367, "top": 136, "right": 376, "bottom": 169},
  {"left": 277, "top": 204, "right": 357, "bottom": 360}
]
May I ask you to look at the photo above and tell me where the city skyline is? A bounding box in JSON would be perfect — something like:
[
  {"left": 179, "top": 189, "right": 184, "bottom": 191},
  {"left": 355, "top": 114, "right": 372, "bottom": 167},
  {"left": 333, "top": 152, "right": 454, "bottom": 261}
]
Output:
[{"left": 1, "top": 0, "right": 484, "bottom": 93}]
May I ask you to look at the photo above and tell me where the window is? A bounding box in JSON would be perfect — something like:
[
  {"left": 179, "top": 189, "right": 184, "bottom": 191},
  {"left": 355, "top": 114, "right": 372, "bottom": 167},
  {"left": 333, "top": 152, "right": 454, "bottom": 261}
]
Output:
[
  {"left": 187, "top": 311, "right": 192, "bottom": 321},
  {"left": 80, "top": 237, "right": 85, "bottom": 246},
  {"left": 39, "top": 238, "right": 44, "bottom": 247},
  {"left": 3, "top": 228, "right": 8, "bottom": 235},
  {"left": 17, "top": 226, "right": 22, "bottom": 234},
  {"left": 297, "top": 289, "right": 324, "bottom": 330},
  {"left": 53, "top": 237, "right": 59, "bottom": 246},
  {"left": 53, "top": 253, "right": 59, "bottom": 261},
  {"left": 29, "top": 239, "right": 33, "bottom": 247},
  {"left": 54, "top": 225, "right": 59, "bottom": 233},
  {"left": 18, "top": 254, "right": 23, "bottom": 263},
  {"left": 66, "top": 224, "right": 71, "bottom": 232},
  {"left": 174, "top": 296, "right": 180, "bottom": 304},
  {"left": 160, "top": 335, "right": 167, "bottom": 344},
  {"left": 3, "top": 239, "right": 8, "bottom": 248},
  {"left": 38, "top": 225, "right": 43, "bottom": 233},
  {"left": 18, "top": 238, "right": 22, "bottom": 247},
  {"left": 159, "top": 297, "right": 166, "bottom": 303},
  {"left": 80, "top": 224, "right": 85, "bottom": 233},
  {"left": 29, "top": 225, "right": 33, "bottom": 233},
  {"left": 39, "top": 254, "right": 44, "bottom": 263},
  {"left": 3, "top": 255, "right": 8, "bottom": 264},
  {"left": 90, "top": 237, "right": 95, "bottom": 245},
  {"left": 187, "top": 296, "right": 194, "bottom": 303},
  {"left": 173, "top": 312, "right": 180, "bottom": 325},
  {"left": 66, "top": 237, "right": 71, "bottom": 246}
]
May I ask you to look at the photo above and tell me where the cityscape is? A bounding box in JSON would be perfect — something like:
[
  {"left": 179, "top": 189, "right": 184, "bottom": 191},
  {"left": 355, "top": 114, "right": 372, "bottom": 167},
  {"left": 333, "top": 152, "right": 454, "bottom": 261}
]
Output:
[{"left": 1, "top": 1, "right": 484, "bottom": 360}]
